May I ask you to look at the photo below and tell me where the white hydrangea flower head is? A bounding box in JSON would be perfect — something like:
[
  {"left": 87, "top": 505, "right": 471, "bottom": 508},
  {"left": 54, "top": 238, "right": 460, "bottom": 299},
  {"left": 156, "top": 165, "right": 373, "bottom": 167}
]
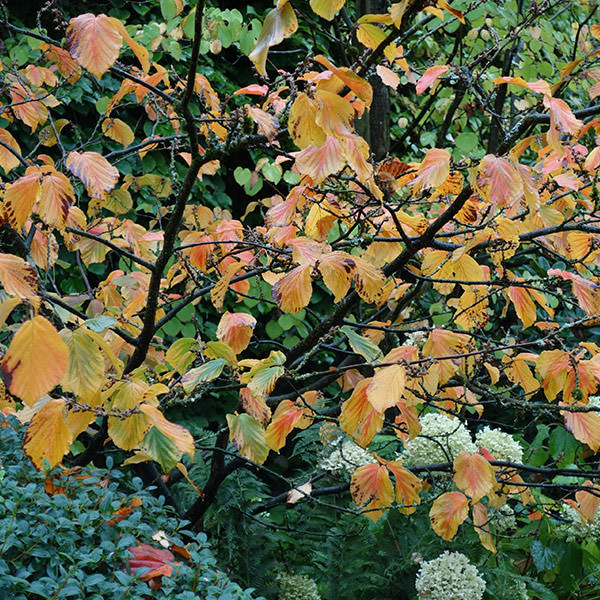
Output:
[
  {"left": 415, "top": 551, "right": 485, "bottom": 600},
  {"left": 475, "top": 426, "right": 523, "bottom": 463},
  {"left": 405, "top": 330, "right": 428, "bottom": 347},
  {"left": 587, "top": 395, "right": 600, "bottom": 408},
  {"left": 278, "top": 574, "right": 321, "bottom": 600},
  {"left": 404, "top": 413, "right": 476, "bottom": 466},
  {"left": 489, "top": 504, "right": 517, "bottom": 532},
  {"left": 320, "top": 438, "right": 375, "bottom": 477},
  {"left": 555, "top": 503, "right": 600, "bottom": 543}
]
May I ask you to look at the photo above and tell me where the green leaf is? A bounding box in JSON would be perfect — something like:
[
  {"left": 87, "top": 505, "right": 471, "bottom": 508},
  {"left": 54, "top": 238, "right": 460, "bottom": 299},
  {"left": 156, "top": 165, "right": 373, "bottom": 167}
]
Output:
[
  {"left": 531, "top": 540, "right": 560, "bottom": 572},
  {"left": 181, "top": 359, "right": 227, "bottom": 393},
  {"left": 455, "top": 131, "right": 478, "bottom": 153},
  {"left": 234, "top": 166, "right": 252, "bottom": 186},
  {"left": 226, "top": 413, "right": 270, "bottom": 464},
  {"left": 341, "top": 326, "right": 383, "bottom": 363},
  {"left": 85, "top": 316, "right": 117, "bottom": 332},
  {"left": 160, "top": 0, "right": 177, "bottom": 21}
]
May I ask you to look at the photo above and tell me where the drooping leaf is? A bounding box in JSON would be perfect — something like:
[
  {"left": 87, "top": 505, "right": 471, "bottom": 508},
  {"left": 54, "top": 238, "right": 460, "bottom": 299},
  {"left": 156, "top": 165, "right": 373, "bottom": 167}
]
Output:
[
  {"left": 66, "top": 13, "right": 123, "bottom": 78},
  {"left": 341, "top": 325, "right": 383, "bottom": 363},
  {"left": 24, "top": 398, "right": 72, "bottom": 470},
  {"left": 0, "top": 128, "right": 22, "bottom": 173},
  {"left": 216, "top": 312, "right": 257, "bottom": 354},
  {"left": 248, "top": 1, "right": 298, "bottom": 76},
  {"left": 453, "top": 451, "right": 496, "bottom": 502},
  {"left": 60, "top": 327, "right": 105, "bottom": 401},
  {"left": 472, "top": 502, "right": 496, "bottom": 553},
  {"left": 409, "top": 148, "right": 451, "bottom": 194},
  {"left": 227, "top": 413, "right": 270, "bottom": 464},
  {"left": 476, "top": 155, "right": 523, "bottom": 208},
  {"left": 265, "top": 399, "right": 314, "bottom": 451},
  {"left": 310, "top": 0, "right": 346, "bottom": 20},
  {"left": 429, "top": 491, "right": 469, "bottom": 540},
  {"left": 386, "top": 460, "right": 422, "bottom": 513},
  {"left": 1, "top": 316, "right": 69, "bottom": 406},
  {"left": 562, "top": 408, "right": 600, "bottom": 453},
  {"left": 350, "top": 463, "right": 394, "bottom": 522},
  {"left": 38, "top": 167, "right": 75, "bottom": 229},
  {"left": 0, "top": 253, "right": 38, "bottom": 298},
  {"left": 272, "top": 263, "right": 313, "bottom": 313},
  {"left": 317, "top": 251, "right": 356, "bottom": 302},
  {"left": 102, "top": 118, "right": 135, "bottom": 147},
  {"left": 107, "top": 380, "right": 151, "bottom": 450},
  {"left": 339, "top": 378, "right": 384, "bottom": 447},
  {"left": 4, "top": 169, "right": 41, "bottom": 229},
  {"left": 139, "top": 404, "right": 194, "bottom": 471},
  {"left": 367, "top": 365, "right": 406, "bottom": 413},
  {"left": 294, "top": 136, "right": 345, "bottom": 183},
  {"left": 240, "top": 387, "right": 271, "bottom": 425}
]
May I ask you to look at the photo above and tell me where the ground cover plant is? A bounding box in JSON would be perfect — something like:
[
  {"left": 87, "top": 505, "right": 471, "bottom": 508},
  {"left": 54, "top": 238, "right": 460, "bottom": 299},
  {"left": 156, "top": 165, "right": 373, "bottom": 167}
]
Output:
[{"left": 1, "top": 0, "right": 600, "bottom": 597}]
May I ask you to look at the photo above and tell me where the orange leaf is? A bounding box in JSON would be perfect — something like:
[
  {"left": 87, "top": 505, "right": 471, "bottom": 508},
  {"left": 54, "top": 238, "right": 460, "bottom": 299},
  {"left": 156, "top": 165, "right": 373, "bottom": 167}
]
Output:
[
  {"left": 317, "top": 251, "right": 356, "bottom": 302},
  {"left": 472, "top": 502, "right": 496, "bottom": 553},
  {"left": 0, "top": 253, "right": 37, "bottom": 298},
  {"left": 1, "top": 316, "right": 69, "bottom": 406},
  {"left": 409, "top": 148, "right": 450, "bottom": 194},
  {"left": 0, "top": 128, "right": 22, "bottom": 173},
  {"left": 66, "top": 13, "right": 123, "bottom": 78},
  {"left": 350, "top": 463, "right": 394, "bottom": 522},
  {"left": 429, "top": 491, "right": 469, "bottom": 540},
  {"left": 453, "top": 451, "right": 496, "bottom": 502},
  {"left": 66, "top": 151, "right": 119, "bottom": 198},
  {"left": 367, "top": 365, "right": 406, "bottom": 413},
  {"left": 386, "top": 460, "right": 422, "bottom": 513},
  {"left": 416, "top": 65, "right": 449, "bottom": 95},
  {"left": 4, "top": 169, "right": 41, "bottom": 229},
  {"left": 217, "top": 312, "right": 257, "bottom": 354},
  {"left": 248, "top": 1, "right": 298, "bottom": 76},
  {"left": 272, "top": 263, "right": 313, "bottom": 313},
  {"left": 240, "top": 387, "right": 271, "bottom": 425},
  {"left": 422, "top": 328, "right": 471, "bottom": 384},
  {"left": 339, "top": 378, "right": 384, "bottom": 447},
  {"left": 563, "top": 408, "right": 600, "bottom": 452},
  {"left": 38, "top": 167, "right": 75, "bottom": 229},
  {"left": 265, "top": 399, "right": 313, "bottom": 452},
  {"left": 24, "top": 398, "right": 72, "bottom": 470},
  {"left": 493, "top": 76, "right": 551, "bottom": 96},
  {"left": 548, "top": 269, "right": 600, "bottom": 316}
]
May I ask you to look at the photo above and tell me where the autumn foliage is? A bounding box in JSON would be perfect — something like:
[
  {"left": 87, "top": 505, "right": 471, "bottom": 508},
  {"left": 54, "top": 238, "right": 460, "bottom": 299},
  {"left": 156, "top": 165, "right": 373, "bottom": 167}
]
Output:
[{"left": 2, "top": 0, "right": 600, "bottom": 594}]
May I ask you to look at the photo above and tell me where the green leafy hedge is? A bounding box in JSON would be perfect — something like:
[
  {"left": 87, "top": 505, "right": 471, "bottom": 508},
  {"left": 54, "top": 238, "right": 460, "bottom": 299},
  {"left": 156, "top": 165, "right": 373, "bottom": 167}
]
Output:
[{"left": 0, "top": 417, "right": 261, "bottom": 600}]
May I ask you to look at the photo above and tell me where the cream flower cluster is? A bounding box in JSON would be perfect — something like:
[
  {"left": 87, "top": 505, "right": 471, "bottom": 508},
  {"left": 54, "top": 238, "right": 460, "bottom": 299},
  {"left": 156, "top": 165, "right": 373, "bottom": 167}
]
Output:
[
  {"left": 320, "top": 438, "right": 375, "bottom": 476},
  {"left": 415, "top": 551, "right": 485, "bottom": 600},
  {"left": 555, "top": 504, "right": 600, "bottom": 543},
  {"left": 488, "top": 504, "right": 517, "bottom": 532},
  {"left": 278, "top": 574, "right": 321, "bottom": 600},
  {"left": 475, "top": 426, "right": 524, "bottom": 463},
  {"left": 404, "top": 413, "right": 476, "bottom": 466}
]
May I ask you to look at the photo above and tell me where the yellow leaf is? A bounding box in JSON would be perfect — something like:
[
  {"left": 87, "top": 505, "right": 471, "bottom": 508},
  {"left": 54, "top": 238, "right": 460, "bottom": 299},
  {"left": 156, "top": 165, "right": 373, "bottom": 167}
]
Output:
[
  {"left": 102, "top": 118, "right": 135, "bottom": 147},
  {"left": 317, "top": 251, "right": 355, "bottom": 302},
  {"left": 0, "top": 253, "right": 38, "bottom": 298},
  {"left": 272, "top": 263, "right": 313, "bottom": 313},
  {"left": 4, "top": 169, "right": 41, "bottom": 229},
  {"left": 353, "top": 256, "right": 385, "bottom": 304},
  {"left": 1, "top": 316, "right": 69, "bottom": 406},
  {"left": 367, "top": 365, "right": 406, "bottom": 413},
  {"left": 472, "top": 502, "right": 496, "bottom": 553},
  {"left": 350, "top": 463, "right": 394, "bottom": 521},
  {"left": 339, "top": 378, "right": 384, "bottom": 447},
  {"left": 0, "top": 128, "right": 22, "bottom": 173},
  {"left": 248, "top": 2, "right": 298, "bottom": 76},
  {"left": 108, "top": 380, "right": 151, "bottom": 450},
  {"left": 310, "top": 0, "right": 346, "bottom": 20},
  {"left": 356, "top": 23, "right": 388, "bottom": 50},
  {"left": 60, "top": 327, "right": 105, "bottom": 401},
  {"left": 24, "top": 398, "right": 72, "bottom": 470},
  {"left": 288, "top": 93, "right": 326, "bottom": 149}
]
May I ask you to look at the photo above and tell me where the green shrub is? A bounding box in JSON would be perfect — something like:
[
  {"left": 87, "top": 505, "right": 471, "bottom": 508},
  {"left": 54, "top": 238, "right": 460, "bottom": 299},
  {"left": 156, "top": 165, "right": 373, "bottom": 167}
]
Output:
[{"left": 0, "top": 417, "right": 261, "bottom": 600}]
